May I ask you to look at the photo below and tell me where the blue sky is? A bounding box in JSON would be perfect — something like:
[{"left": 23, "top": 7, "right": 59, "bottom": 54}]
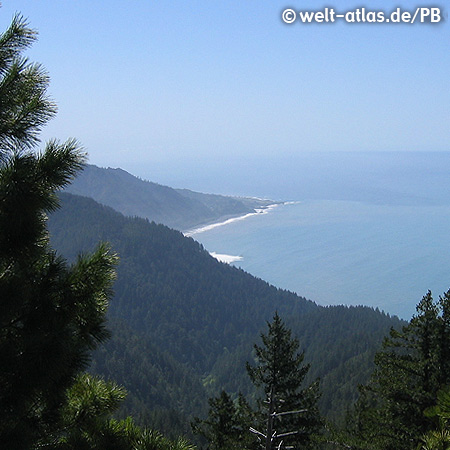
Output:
[{"left": 0, "top": 0, "right": 448, "bottom": 174}]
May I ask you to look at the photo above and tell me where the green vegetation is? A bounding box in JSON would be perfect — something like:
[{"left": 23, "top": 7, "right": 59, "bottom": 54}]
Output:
[
  {"left": 0, "top": 14, "right": 195, "bottom": 450},
  {"left": 247, "top": 312, "right": 322, "bottom": 449},
  {"left": 192, "top": 314, "right": 323, "bottom": 450},
  {"left": 4, "top": 12, "right": 450, "bottom": 450},
  {"left": 65, "top": 164, "right": 274, "bottom": 231},
  {"left": 420, "top": 386, "right": 450, "bottom": 450},
  {"left": 341, "top": 291, "right": 450, "bottom": 450},
  {"left": 192, "top": 391, "right": 256, "bottom": 450},
  {"left": 48, "top": 192, "right": 401, "bottom": 438}
]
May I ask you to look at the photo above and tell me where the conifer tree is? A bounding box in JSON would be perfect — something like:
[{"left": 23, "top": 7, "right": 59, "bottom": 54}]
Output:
[
  {"left": 0, "top": 13, "right": 56, "bottom": 152},
  {"left": 418, "top": 386, "right": 450, "bottom": 450},
  {"left": 0, "top": 13, "right": 201, "bottom": 450},
  {"left": 246, "top": 312, "right": 322, "bottom": 449},
  {"left": 0, "top": 14, "right": 200, "bottom": 450},
  {"left": 349, "top": 291, "right": 450, "bottom": 450},
  {"left": 191, "top": 390, "right": 256, "bottom": 450},
  {"left": 0, "top": 14, "right": 118, "bottom": 448}
]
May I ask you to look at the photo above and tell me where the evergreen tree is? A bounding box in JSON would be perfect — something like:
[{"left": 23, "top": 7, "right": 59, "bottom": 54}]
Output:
[
  {"left": 0, "top": 14, "right": 199, "bottom": 450},
  {"left": 246, "top": 312, "right": 322, "bottom": 449},
  {"left": 418, "top": 386, "right": 450, "bottom": 450},
  {"left": 51, "top": 374, "right": 197, "bottom": 450},
  {"left": 0, "top": 14, "right": 56, "bottom": 151},
  {"left": 349, "top": 291, "right": 450, "bottom": 450},
  {"left": 0, "top": 14, "right": 117, "bottom": 448},
  {"left": 192, "top": 390, "right": 256, "bottom": 450}
]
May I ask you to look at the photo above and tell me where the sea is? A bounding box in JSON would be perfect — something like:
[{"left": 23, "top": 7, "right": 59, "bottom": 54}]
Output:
[{"left": 133, "top": 152, "right": 450, "bottom": 320}]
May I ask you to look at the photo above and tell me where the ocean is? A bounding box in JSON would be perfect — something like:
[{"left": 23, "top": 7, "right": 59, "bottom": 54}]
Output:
[{"left": 135, "top": 152, "right": 450, "bottom": 320}]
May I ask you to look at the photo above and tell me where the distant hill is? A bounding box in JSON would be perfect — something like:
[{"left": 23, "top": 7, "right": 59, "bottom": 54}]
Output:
[
  {"left": 64, "top": 164, "right": 275, "bottom": 231},
  {"left": 48, "top": 192, "right": 404, "bottom": 437}
]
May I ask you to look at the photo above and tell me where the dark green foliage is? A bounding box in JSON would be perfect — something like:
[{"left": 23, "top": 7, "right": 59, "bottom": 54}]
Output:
[
  {"left": 47, "top": 374, "right": 198, "bottom": 450},
  {"left": 0, "top": 123, "right": 118, "bottom": 448},
  {"left": 192, "top": 391, "right": 256, "bottom": 450},
  {"left": 55, "top": 373, "right": 126, "bottom": 448},
  {"left": 90, "top": 317, "right": 208, "bottom": 440},
  {"left": 0, "top": 14, "right": 56, "bottom": 151},
  {"left": 48, "top": 192, "right": 404, "bottom": 434},
  {"left": 0, "top": 13, "right": 124, "bottom": 448},
  {"left": 425, "top": 386, "right": 450, "bottom": 425},
  {"left": 419, "top": 386, "right": 450, "bottom": 450},
  {"left": 207, "top": 306, "right": 401, "bottom": 427},
  {"left": 0, "top": 14, "right": 198, "bottom": 450},
  {"left": 247, "top": 313, "right": 322, "bottom": 449},
  {"left": 49, "top": 192, "right": 316, "bottom": 374},
  {"left": 348, "top": 291, "right": 450, "bottom": 450},
  {"left": 56, "top": 411, "right": 197, "bottom": 450},
  {"left": 65, "top": 164, "right": 274, "bottom": 231},
  {"left": 290, "top": 305, "right": 404, "bottom": 424},
  {"left": 0, "top": 147, "right": 117, "bottom": 447},
  {"left": 0, "top": 41, "right": 121, "bottom": 443}
]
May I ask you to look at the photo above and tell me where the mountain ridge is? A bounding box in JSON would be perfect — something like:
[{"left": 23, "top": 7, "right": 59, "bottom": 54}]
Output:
[
  {"left": 65, "top": 164, "right": 276, "bottom": 231},
  {"left": 48, "top": 192, "right": 404, "bottom": 436}
]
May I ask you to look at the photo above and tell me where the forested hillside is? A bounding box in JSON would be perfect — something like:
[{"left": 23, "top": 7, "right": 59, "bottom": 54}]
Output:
[
  {"left": 64, "top": 164, "right": 274, "bottom": 231},
  {"left": 48, "top": 192, "right": 403, "bottom": 435},
  {"left": 5, "top": 10, "right": 446, "bottom": 450}
]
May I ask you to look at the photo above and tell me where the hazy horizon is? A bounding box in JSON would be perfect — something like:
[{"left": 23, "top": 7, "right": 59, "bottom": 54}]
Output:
[
  {"left": 116, "top": 151, "right": 450, "bottom": 204},
  {"left": 178, "top": 152, "right": 450, "bottom": 320},
  {"left": 0, "top": 1, "right": 448, "bottom": 171},
  {"left": 2, "top": 1, "right": 448, "bottom": 320}
]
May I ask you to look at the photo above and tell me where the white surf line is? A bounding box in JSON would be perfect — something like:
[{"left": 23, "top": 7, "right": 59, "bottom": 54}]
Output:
[
  {"left": 209, "top": 252, "right": 243, "bottom": 264},
  {"left": 184, "top": 203, "right": 281, "bottom": 237},
  {"left": 284, "top": 200, "right": 301, "bottom": 205}
]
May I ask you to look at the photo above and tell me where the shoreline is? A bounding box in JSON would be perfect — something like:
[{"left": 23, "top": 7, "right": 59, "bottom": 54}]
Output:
[
  {"left": 209, "top": 252, "right": 244, "bottom": 264},
  {"left": 183, "top": 202, "right": 282, "bottom": 238}
]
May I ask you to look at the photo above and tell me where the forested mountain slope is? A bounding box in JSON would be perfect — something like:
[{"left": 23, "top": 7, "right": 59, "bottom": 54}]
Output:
[
  {"left": 48, "top": 192, "right": 403, "bottom": 434},
  {"left": 64, "top": 164, "right": 273, "bottom": 230}
]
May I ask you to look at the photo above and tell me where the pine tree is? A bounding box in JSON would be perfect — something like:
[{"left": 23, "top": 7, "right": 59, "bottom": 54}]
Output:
[
  {"left": 0, "top": 14, "right": 199, "bottom": 450},
  {"left": 191, "top": 391, "right": 256, "bottom": 450},
  {"left": 418, "top": 386, "right": 450, "bottom": 450},
  {"left": 0, "top": 14, "right": 118, "bottom": 448},
  {"left": 349, "top": 291, "right": 450, "bottom": 450},
  {"left": 0, "top": 14, "right": 56, "bottom": 152},
  {"left": 246, "top": 312, "right": 322, "bottom": 450}
]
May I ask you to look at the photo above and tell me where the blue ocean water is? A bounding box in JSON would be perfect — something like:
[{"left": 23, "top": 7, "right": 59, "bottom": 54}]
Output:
[
  {"left": 135, "top": 152, "right": 450, "bottom": 320},
  {"left": 191, "top": 200, "right": 450, "bottom": 320}
]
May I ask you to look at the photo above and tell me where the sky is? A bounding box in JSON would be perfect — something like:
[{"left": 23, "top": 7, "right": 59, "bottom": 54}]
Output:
[{"left": 0, "top": 0, "right": 449, "bottom": 180}]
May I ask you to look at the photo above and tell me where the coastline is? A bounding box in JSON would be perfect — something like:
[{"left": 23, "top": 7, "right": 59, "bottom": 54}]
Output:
[
  {"left": 183, "top": 202, "right": 282, "bottom": 238},
  {"left": 209, "top": 252, "right": 244, "bottom": 264}
]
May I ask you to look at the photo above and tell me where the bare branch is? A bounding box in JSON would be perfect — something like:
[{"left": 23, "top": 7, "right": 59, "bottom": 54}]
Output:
[
  {"left": 276, "top": 431, "right": 299, "bottom": 439},
  {"left": 273, "top": 408, "right": 308, "bottom": 417},
  {"left": 250, "top": 427, "right": 266, "bottom": 439}
]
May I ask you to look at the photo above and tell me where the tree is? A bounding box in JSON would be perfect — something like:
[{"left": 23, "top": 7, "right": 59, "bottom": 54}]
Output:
[
  {"left": 418, "top": 386, "right": 450, "bottom": 450},
  {"left": 192, "top": 390, "right": 256, "bottom": 450},
  {"left": 246, "top": 312, "right": 322, "bottom": 449},
  {"left": 0, "top": 14, "right": 199, "bottom": 450},
  {"left": 0, "top": 14, "right": 56, "bottom": 152},
  {"left": 54, "top": 374, "right": 197, "bottom": 450},
  {"left": 0, "top": 14, "right": 118, "bottom": 448},
  {"left": 0, "top": 14, "right": 201, "bottom": 450},
  {"left": 348, "top": 291, "right": 450, "bottom": 450}
]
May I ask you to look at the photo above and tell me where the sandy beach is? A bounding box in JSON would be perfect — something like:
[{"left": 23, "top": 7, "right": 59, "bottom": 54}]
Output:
[{"left": 184, "top": 203, "right": 281, "bottom": 238}]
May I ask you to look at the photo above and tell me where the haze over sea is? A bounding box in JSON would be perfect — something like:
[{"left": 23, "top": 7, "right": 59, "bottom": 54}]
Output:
[{"left": 137, "top": 152, "right": 450, "bottom": 320}]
